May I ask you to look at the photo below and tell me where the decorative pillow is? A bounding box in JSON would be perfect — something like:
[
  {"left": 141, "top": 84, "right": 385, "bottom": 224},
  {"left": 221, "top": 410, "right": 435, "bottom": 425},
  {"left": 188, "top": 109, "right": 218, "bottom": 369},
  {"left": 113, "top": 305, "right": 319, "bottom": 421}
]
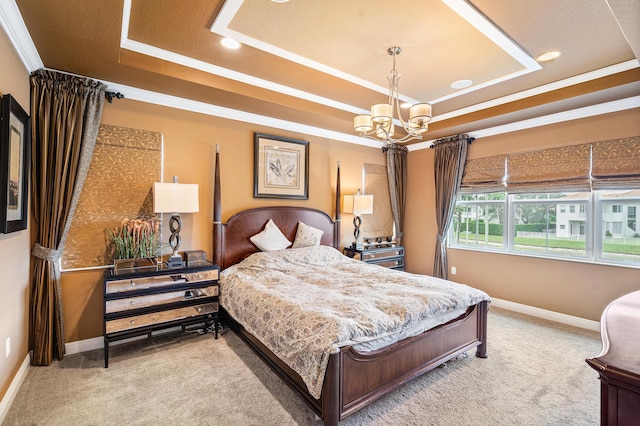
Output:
[
  {"left": 250, "top": 219, "right": 292, "bottom": 251},
  {"left": 291, "top": 221, "right": 324, "bottom": 249}
]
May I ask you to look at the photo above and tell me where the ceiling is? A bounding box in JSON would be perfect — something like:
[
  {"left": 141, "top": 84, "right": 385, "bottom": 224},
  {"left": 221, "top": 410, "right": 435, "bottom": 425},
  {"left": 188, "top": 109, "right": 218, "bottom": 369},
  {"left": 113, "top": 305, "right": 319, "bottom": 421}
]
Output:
[{"left": 8, "top": 0, "right": 640, "bottom": 149}]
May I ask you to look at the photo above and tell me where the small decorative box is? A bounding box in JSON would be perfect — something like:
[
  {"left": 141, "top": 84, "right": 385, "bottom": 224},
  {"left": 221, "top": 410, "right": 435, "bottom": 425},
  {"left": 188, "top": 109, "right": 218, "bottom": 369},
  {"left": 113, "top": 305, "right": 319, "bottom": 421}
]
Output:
[{"left": 184, "top": 250, "right": 207, "bottom": 265}]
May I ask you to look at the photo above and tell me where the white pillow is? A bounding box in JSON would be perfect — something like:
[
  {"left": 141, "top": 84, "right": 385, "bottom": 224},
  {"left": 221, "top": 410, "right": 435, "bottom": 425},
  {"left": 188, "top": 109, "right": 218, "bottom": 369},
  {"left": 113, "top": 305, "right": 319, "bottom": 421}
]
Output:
[
  {"left": 250, "top": 219, "right": 292, "bottom": 251},
  {"left": 291, "top": 221, "right": 324, "bottom": 249}
]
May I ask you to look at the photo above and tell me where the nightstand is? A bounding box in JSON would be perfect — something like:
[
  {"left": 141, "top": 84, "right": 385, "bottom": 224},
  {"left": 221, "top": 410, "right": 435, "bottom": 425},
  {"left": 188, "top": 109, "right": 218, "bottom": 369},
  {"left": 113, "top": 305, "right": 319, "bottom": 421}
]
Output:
[
  {"left": 343, "top": 245, "right": 405, "bottom": 271},
  {"left": 103, "top": 260, "right": 219, "bottom": 367}
]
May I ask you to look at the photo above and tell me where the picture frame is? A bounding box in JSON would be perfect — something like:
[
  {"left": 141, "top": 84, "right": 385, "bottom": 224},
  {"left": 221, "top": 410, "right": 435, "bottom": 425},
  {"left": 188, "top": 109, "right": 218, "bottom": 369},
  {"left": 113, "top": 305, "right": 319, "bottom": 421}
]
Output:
[
  {"left": 0, "top": 94, "right": 31, "bottom": 234},
  {"left": 254, "top": 132, "right": 309, "bottom": 199}
]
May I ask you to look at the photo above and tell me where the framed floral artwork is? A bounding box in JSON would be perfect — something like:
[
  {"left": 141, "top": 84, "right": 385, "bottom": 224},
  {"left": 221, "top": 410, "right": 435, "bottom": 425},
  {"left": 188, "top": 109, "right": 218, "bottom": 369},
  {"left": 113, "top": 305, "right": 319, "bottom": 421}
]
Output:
[{"left": 253, "top": 133, "right": 309, "bottom": 199}]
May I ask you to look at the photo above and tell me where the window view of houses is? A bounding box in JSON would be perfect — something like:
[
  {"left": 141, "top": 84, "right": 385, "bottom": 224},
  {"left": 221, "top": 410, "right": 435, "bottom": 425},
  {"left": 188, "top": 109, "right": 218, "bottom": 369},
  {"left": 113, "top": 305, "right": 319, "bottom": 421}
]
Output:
[{"left": 451, "top": 190, "right": 640, "bottom": 265}]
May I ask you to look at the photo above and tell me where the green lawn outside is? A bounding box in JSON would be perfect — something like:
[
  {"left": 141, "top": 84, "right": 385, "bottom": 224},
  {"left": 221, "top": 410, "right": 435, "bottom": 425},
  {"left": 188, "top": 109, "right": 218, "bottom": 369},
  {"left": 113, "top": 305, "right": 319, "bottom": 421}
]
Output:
[{"left": 455, "top": 233, "right": 640, "bottom": 255}]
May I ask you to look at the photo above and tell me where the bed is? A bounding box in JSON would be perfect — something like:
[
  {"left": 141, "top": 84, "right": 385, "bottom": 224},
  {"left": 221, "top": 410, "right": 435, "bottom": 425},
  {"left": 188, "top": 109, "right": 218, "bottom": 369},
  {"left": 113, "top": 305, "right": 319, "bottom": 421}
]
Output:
[{"left": 212, "top": 150, "right": 489, "bottom": 425}]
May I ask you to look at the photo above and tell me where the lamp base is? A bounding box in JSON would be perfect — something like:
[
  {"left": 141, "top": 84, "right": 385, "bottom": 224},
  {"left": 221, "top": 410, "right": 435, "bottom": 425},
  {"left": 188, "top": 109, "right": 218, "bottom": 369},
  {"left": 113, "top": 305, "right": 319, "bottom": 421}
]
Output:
[{"left": 165, "top": 253, "right": 185, "bottom": 268}]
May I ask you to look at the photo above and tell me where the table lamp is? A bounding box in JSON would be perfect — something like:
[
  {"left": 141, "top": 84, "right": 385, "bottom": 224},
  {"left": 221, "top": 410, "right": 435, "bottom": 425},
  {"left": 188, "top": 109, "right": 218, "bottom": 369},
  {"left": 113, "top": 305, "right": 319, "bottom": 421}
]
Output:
[
  {"left": 343, "top": 190, "right": 373, "bottom": 250},
  {"left": 153, "top": 177, "right": 199, "bottom": 268}
]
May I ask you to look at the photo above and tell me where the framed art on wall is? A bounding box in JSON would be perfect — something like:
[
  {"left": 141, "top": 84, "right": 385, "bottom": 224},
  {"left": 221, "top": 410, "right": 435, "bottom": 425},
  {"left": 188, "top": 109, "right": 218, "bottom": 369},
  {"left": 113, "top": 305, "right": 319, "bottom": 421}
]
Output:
[
  {"left": 0, "top": 94, "right": 31, "bottom": 234},
  {"left": 254, "top": 132, "right": 309, "bottom": 199}
]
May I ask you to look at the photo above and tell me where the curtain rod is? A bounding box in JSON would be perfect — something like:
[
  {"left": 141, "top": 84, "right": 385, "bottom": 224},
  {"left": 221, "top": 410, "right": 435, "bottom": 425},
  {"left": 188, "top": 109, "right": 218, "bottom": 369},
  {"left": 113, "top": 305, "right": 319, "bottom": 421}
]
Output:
[
  {"left": 41, "top": 67, "right": 125, "bottom": 103},
  {"left": 105, "top": 91, "right": 125, "bottom": 103}
]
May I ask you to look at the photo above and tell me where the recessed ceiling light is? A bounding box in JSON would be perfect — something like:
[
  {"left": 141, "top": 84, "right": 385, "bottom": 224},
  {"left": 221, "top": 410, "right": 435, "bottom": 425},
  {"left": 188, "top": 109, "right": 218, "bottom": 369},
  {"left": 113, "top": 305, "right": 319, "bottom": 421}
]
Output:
[
  {"left": 450, "top": 79, "right": 473, "bottom": 90},
  {"left": 220, "top": 37, "right": 241, "bottom": 49},
  {"left": 271, "top": 0, "right": 289, "bottom": 2},
  {"left": 537, "top": 51, "right": 561, "bottom": 62}
]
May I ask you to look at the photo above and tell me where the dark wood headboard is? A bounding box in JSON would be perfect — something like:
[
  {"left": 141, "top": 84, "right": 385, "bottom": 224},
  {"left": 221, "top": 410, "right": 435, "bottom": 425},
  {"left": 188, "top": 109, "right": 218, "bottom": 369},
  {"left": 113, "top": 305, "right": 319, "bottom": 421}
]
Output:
[{"left": 212, "top": 146, "right": 341, "bottom": 270}]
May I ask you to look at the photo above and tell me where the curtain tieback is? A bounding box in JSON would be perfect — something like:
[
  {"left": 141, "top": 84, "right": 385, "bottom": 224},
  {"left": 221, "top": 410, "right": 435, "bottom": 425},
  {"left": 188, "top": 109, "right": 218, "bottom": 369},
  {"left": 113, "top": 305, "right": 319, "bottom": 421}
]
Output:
[
  {"left": 32, "top": 243, "right": 62, "bottom": 263},
  {"left": 437, "top": 234, "right": 447, "bottom": 243}
]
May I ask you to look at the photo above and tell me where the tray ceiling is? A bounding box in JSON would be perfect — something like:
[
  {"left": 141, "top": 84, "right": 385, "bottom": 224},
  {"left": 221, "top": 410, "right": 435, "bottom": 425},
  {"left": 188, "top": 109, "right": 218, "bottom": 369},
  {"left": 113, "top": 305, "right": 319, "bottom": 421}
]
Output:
[{"left": 10, "top": 0, "right": 640, "bottom": 147}]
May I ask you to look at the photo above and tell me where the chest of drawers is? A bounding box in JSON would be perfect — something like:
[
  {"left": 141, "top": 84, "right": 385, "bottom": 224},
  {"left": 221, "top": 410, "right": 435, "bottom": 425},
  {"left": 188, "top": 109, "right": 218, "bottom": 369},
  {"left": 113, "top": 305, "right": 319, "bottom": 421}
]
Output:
[
  {"left": 343, "top": 246, "right": 405, "bottom": 271},
  {"left": 103, "top": 260, "right": 219, "bottom": 367}
]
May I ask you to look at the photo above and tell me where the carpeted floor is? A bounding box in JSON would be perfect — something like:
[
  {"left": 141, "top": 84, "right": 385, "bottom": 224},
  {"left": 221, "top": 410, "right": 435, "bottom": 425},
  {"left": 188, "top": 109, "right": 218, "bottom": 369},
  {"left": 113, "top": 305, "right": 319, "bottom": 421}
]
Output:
[{"left": 3, "top": 307, "right": 601, "bottom": 425}]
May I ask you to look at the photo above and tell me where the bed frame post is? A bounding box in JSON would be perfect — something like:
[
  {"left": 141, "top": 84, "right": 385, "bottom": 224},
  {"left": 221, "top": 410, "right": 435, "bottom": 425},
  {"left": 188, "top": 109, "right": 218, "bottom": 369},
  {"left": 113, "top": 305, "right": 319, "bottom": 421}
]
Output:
[
  {"left": 335, "top": 161, "right": 341, "bottom": 249},
  {"left": 322, "top": 353, "right": 340, "bottom": 426},
  {"left": 476, "top": 300, "right": 489, "bottom": 358},
  {"left": 213, "top": 144, "right": 222, "bottom": 267}
]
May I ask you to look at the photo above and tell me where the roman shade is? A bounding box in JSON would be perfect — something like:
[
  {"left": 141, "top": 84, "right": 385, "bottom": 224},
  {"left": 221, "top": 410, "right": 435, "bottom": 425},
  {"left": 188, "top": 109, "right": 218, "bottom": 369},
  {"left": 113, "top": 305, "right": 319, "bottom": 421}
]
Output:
[
  {"left": 460, "top": 154, "right": 506, "bottom": 193},
  {"left": 506, "top": 144, "right": 591, "bottom": 193},
  {"left": 591, "top": 136, "right": 640, "bottom": 189}
]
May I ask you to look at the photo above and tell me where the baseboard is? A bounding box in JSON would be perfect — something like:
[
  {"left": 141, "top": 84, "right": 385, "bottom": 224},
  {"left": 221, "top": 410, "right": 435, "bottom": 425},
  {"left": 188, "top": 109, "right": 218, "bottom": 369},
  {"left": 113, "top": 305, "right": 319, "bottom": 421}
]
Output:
[
  {"left": 65, "top": 336, "right": 104, "bottom": 355},
  {"left": 0, "top": 354, "right": 30, "bottom": 424},
  {"left": 491, "top": 297, "right": 600, "bottom": 332},
  {"left": 65, "top": 326, "right": 187, "bottom": 355}
]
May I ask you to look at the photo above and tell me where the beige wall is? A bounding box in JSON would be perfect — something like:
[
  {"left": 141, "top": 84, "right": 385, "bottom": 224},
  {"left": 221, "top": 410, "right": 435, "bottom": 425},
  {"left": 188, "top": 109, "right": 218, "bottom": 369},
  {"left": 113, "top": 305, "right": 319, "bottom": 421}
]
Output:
[
  {"left": 0, "top": 27, "right": 31, "bottom": 403},
  {"left": 60, "top": 98, "right": 385, "bottom": 342},
  {"left": 404, "top": 108, "right": 640, "bottom": 321}
]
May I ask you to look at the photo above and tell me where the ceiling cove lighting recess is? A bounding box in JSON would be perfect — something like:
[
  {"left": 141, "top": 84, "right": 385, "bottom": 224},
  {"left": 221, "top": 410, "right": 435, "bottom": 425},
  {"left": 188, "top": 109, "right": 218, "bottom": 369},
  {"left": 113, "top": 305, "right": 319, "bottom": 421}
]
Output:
[
  {"left": 220, "top": 37, "right": 241, "bottom": 49},
  {"left": 537, "top": 51, "right": 561, "bottom": 62},
  {"left": 451, "top": 79, "right": 473, "bottom": 89}
]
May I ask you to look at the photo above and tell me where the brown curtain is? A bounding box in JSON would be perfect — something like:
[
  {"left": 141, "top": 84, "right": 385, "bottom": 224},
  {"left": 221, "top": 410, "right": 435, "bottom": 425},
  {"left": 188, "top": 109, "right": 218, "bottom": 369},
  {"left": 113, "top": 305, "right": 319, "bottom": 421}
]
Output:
[
  {"left": 382, "top": 143, "right": 408, "bottom": 246},
  {"left": 30, "top": 69, "right": 106, "bottom": 365},
  {"left": 432, "top": 134, "right": 472, "bottom": 279}
]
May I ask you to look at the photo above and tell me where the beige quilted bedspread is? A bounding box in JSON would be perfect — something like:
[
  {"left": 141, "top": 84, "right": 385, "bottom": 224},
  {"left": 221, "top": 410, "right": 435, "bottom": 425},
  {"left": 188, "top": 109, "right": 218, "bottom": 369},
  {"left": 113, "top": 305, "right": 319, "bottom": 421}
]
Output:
[{"left": 220, "top": 245, "right": 490, "bottom": 399}]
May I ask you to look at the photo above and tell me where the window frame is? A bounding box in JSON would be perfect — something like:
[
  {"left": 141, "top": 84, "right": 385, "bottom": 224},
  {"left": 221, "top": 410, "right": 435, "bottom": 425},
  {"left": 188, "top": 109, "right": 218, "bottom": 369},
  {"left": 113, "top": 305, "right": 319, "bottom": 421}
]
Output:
[
  {"left": 449, "top": 190, "right": 640, "bottom": 268},
  {"left": 508, "top": 192, "right": 592, "bottom": 259},
  {"left": 450, "top": 193, "right": 506, "bottom": 252}
]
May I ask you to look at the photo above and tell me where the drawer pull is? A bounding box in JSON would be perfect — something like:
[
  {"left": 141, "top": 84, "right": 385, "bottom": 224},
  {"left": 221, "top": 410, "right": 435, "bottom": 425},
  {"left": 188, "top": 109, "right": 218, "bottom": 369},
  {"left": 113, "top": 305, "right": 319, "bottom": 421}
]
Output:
[
  {"left": 130, "top": 281, "right": 136, "bottom": 287},
  {"left": 129, "top": 319, "right": 135, "bottom": 325}
]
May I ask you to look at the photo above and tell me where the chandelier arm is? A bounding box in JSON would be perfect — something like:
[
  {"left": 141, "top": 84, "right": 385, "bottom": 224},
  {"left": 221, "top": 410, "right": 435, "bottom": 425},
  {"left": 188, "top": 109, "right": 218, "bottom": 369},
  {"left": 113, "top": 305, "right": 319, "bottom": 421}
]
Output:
[
  {"left": 359, "top": 129, "right": 423, "bottom": 144},
  {"left": 354, "top": 46, "right": 430, "bottom": 144}
]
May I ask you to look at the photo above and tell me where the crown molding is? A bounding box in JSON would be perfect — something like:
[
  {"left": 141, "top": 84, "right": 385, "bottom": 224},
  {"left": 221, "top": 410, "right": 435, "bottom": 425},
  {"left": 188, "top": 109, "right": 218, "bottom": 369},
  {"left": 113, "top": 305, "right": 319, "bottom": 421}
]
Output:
[{"left": 0, "top": 0, "right": 42, "bottom": 72}]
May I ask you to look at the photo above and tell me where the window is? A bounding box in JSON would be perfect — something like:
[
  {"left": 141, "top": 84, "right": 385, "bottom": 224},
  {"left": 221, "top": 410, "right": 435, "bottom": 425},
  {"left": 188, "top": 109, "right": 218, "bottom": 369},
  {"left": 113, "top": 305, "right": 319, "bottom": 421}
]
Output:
[
  {"left": 451, "top": 192, "right": 505, "bottom": 249},
  {"left": 453, "top": 137, "right": 640, "bottom": 267},
  {"left": 628, "top": 206, "right": 637, "bottom": 232},
  {"left": 450, "top": 189, "right": 640, "bottom": 266},
  {"left": 599, "top": 191, "right": 640, "bottom": 263},
  {"left": 512, "top": 192, "right": 588, "bottom": 258}
]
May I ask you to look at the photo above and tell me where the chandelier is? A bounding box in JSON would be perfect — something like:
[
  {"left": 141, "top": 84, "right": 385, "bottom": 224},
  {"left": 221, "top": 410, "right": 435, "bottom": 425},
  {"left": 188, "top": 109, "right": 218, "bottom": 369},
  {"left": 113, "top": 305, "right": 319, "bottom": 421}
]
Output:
[{"left": 354, "top": 46, "right": 432, "bottom": 144}]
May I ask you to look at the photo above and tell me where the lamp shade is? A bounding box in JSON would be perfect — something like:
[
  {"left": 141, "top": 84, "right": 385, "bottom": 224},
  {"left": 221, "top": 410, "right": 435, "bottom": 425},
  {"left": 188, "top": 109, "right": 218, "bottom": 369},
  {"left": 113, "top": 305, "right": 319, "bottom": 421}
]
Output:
[
  {"left": 343, "top": 194, "right": 374, "bottom": 215},
  {"left": 153, "top": 182, "right": 200, "bottom": 213},
  {"left": 409, "top": 103, "right": 432, "bottom": 124},
  {"left": 371, "top": 103, "right": 392, "bottom": 124},
  {"left": 354, "top": 114, "right": 373, "bottom": 132}
]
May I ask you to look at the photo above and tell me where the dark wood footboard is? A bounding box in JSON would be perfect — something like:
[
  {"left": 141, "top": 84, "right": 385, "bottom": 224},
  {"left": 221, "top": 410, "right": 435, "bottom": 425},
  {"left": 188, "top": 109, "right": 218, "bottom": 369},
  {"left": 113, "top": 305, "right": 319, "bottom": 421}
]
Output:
[
  {"left": 322, "top": 300, "right": 488, "bottom": 424},
  {"left": 223, "top": 301, "right": 489, "bottom": 425}
]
